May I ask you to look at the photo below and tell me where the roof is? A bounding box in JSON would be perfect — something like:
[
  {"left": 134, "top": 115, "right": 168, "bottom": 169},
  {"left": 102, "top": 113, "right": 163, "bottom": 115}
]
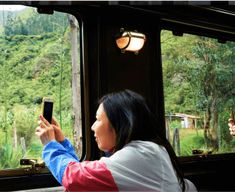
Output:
[{"left": 166, "top": 113, "right": 201, "bottom": 119}]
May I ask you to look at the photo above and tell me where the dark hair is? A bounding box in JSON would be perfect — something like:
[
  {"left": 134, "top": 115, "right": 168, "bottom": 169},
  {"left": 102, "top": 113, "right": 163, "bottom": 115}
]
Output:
[{"left": 99, "top": 89, "right": 185, "bottom": 191}]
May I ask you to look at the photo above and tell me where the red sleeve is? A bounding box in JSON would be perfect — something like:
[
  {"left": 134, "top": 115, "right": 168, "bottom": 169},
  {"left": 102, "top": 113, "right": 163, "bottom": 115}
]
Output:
[{"left": 62, "top": 160, "right": 118, "bottom": 191}]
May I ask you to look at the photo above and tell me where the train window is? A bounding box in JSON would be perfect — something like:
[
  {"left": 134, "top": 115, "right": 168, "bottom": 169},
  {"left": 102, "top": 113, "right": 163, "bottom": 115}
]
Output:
[
  {"left": 0, "top": 5, "right": 82, "bottom": 171},
  {"left": 161, "top": 29, "right": 235, "bottom": 157}
]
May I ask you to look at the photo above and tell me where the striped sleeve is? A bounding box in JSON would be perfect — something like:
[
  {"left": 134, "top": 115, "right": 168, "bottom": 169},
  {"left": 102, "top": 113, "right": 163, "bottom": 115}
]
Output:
[{"left": 62, "top": 161, "right": 119, "bottom": 191}]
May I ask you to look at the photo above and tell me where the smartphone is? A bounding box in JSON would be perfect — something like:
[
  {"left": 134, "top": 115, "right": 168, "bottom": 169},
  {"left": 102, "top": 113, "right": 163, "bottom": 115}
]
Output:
[{"left": 42, "top": 97, "right": 53, "bottom": 123}]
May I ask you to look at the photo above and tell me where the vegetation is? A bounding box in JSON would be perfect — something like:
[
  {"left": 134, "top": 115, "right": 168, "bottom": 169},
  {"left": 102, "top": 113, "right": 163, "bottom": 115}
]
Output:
[
  {"left": 0, "top": 5, "right": 234, "bottom": 169},
  {"left": 0, "top": 7, "right": 76, "bottom": 168},
  {"left": 162, "top": 30, "right": 235, "bottom": 156}
]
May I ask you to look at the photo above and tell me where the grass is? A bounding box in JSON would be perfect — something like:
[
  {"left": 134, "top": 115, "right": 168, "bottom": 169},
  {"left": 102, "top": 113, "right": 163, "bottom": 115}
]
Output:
[{"left": 170, "top": 128, "right": 209, "bottom": 156}]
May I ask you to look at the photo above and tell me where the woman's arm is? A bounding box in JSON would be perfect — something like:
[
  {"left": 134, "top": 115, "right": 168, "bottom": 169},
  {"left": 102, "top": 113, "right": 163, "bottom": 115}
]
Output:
[{"left": 43, "top": 140, "right": 79, "bottom": 184}]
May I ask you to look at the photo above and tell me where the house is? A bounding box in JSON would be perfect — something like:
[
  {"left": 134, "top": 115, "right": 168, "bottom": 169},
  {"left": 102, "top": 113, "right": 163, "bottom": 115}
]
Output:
[{"left": 166, "top": 113, "right": 201, "bottom": 129}]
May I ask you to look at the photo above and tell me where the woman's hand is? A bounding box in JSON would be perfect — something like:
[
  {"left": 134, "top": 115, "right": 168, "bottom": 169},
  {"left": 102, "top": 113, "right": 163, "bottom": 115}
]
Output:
[
  {"left": 35, "top": 115, "right": 56, "bottom": 145},
  {"left": 51, "top": 116, "right": 65, "bottom": 142},
  {"left": 35, "top": 115, "right": 65, "bottom": 145},
  {"left": 229, "top": 118, "right": 235, "bottom": 136}
]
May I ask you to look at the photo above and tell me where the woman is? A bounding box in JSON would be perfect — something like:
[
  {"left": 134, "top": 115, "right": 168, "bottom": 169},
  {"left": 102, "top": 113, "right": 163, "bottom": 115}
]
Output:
[{"left": 35, "top": 89, "right": 197, "bottom": 191}]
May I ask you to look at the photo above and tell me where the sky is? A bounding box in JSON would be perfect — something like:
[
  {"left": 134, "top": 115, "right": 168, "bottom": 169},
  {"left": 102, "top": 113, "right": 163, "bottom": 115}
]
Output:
[{"left": 0, "top": 5, "right": 26, "bottom": 11}]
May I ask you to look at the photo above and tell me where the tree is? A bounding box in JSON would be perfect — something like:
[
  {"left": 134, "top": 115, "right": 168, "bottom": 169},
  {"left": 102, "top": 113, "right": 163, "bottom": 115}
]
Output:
[{"left": 189, "top": 37, "right": 235, "bottom": 150}]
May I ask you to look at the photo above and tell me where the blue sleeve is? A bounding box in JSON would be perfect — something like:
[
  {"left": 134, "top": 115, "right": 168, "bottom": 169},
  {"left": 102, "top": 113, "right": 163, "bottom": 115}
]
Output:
[
  {"left": 60, "top": 138, "right": 79, "bottom": 160},
  {"left": 42, "top": 140, "right": 79, "bottom": 185}
]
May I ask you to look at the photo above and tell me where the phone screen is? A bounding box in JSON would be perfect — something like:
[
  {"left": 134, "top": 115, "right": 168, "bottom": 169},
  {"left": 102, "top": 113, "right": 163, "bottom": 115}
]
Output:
[{"left": 42, "top": 98, "right": 53, "bottom": 123}]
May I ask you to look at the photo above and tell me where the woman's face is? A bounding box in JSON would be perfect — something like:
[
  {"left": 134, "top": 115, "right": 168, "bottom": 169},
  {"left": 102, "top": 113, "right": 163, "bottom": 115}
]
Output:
[{"left": 91, "top": 103, "right": 117, "bottom": 152}]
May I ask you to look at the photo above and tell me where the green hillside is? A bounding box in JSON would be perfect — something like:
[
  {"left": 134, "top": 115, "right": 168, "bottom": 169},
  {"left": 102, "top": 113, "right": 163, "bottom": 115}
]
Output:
[{"left": 0, "top": 6, "right": 76, "bottom": 168}]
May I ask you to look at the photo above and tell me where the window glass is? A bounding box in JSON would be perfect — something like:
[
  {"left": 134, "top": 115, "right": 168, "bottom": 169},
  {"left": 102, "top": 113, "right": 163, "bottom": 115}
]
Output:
[
  {"left": 161, "top": 30, "right": 235, "bottom": 156},
  {"left": 0, "top": 5, "right": 82, "bottom": 169}
]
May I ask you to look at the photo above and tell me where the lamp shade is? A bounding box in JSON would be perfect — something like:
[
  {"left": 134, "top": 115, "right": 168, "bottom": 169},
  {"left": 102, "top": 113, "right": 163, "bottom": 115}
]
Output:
[{"left": 116, "top": 30, "right": 146, "bottom": 53}]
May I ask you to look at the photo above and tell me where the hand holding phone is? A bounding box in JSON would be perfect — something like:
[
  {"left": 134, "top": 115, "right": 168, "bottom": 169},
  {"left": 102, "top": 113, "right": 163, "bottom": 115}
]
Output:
[{"left": 42, "top": 97, "right": 53, "bottom": 124}]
